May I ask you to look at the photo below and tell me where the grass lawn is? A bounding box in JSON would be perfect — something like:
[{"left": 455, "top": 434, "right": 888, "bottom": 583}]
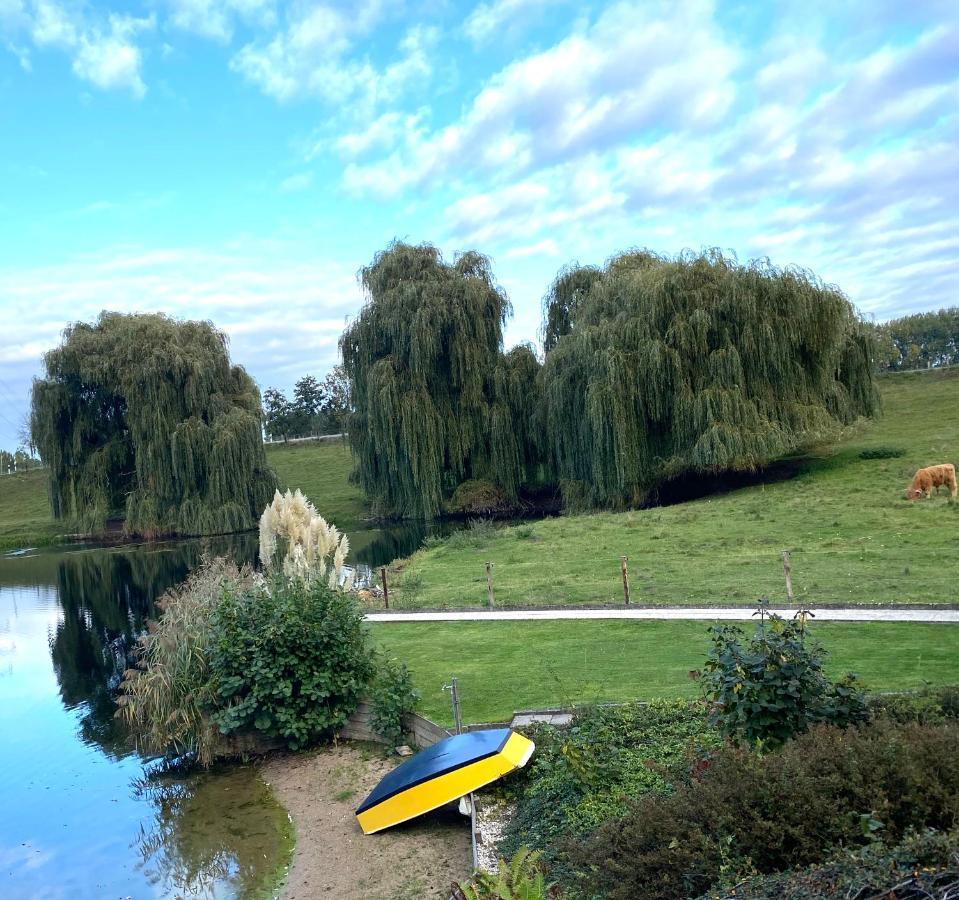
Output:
[
  {"left": 0, "top": 468, "right": 63, "bottom": 551},
  {"left": 390, "top": 368, "right": 959, "bottom": 609},
  {"left": 266, "top": 438, "right": 367, "bottom": 525},
  {"left": 373, "top": 619, "right": 959, "bottom": 726},
  {"left": 0, "top": 437, "right": 366, "bottom": 551}
]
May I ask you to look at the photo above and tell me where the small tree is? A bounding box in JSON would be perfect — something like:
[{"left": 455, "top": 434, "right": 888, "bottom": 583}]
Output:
[
  {"left": 702, "top": 615, "right": 867, "bottom": 747},
  {"left": 262, "top": 387, "right": 294, "bottom": 441},
  {"left": 320, "top": 365, "right": 351, "bottom": 433},
  {"left": 291, "top": 374, "right": 326, "bottom": 435}
]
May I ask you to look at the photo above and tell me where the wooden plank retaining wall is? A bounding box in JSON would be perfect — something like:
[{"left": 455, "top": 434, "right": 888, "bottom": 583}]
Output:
[{"left": 339, "top": 700, "right": 451, "bottom": 748}]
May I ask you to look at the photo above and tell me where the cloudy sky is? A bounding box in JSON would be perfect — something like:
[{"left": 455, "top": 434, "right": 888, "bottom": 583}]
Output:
[{"left": 1, "top": 0, "right": 957, "bottom": 450}]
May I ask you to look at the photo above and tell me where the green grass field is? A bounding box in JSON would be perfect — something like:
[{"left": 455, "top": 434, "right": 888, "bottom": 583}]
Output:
[
  {"left": 0, "top": 467, "right": 63, "bottom": 551},
  {"left": 0, "top": 438, "right": 366, "bottom": 551},
  {"left": 373, "top": 620, "right": 959, "bottom": 726},
  {"left": 266, "top": 438, "right": 367, "bottom": 525},
  {"left": 389, "top": 368, "right": 959, "bottom": 608}
]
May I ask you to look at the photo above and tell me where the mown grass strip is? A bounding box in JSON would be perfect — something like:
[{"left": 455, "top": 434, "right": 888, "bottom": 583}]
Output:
[{"left": 373, "top": 619, "right": 959, "bottom": 725}]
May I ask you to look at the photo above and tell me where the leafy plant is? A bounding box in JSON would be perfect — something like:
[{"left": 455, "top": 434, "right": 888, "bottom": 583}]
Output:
[
  {"left": 117, "top": 558, "right": 254, "bottom": 766},
  {"left": 540, "top": 248, "right": 878, "bottom": 509},
  {"left": 500, "top": 701, "right": 720, "bottom": 878},
  {"left": 693, "top": 827, "right": 959, "bottom": 900},
  {"left": 207, "top": 576, "right": 376, "bottom": 750},
  {"left": 702, "top": 616, "right": 868, "bottom": 747},
  {"left": 573, "top": 719, "right": 959, "bottom": 900},
  {"left": 452, "top": 847, "right": 562, "bottom": 899},
  {"left": 368, "top": 657, "right": 420, "bottom": 749}
]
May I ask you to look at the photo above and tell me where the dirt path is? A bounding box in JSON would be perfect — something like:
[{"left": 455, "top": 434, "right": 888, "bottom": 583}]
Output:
[{"left": 261, "top": 744, "right": 471, "bottom": 899}]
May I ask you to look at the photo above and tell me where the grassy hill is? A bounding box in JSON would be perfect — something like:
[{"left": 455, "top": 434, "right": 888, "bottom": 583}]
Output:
[
  {"left": 0, "top": 438, "right": 366, "bottom": 552},
  {"left": 387, "top": 368, "right": 959, "bottom": 608}
]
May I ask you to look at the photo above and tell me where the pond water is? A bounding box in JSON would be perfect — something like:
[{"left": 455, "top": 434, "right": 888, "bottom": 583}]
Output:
[{"left": 0, "top": 520, "right": 440, "bottom": 899}]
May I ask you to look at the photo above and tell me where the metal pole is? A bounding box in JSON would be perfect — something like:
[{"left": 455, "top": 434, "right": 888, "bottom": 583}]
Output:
[
  {"left": 444, "top": 677, "right": 463, "bottom": 734},
  {"left": 485, "top": 562, "right": 495, "bottom": 608},
  {"left": 620, "top": 556, "right": 630, "bottom": 605}
]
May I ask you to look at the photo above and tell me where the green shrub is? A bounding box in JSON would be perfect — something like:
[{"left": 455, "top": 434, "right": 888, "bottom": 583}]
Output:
[
  {"left": 117, "top": 558, "right": 256, "bottom": 766},
  {"left": 859, "top": 445, "right": 906, "bottom": 459},
  {"left": 869, "top": 684, "right": 959, "bottom": 725},
  {"left": 573, "top": 719, "right": 959, "bottom": 900},
  {"left": 368, "top": 657, "right": 420, "bottom": 749},
  {"left": 447, "top": 479, "right": 514, "bottom": 516},
  {"left": 208, "top": 576, "right": 376, "bottom": 750},
  {"left": 694, "top": 827, "right": 959, "bottom": 899},
  {"left": 500, "top": 701, "right": 720, "bottom": 877},
  {"left": 702, "top": 616, "right": 868, "bottom": 747},
  {"left": 452, "top": 848, "right": 562, "bottom": 899}
]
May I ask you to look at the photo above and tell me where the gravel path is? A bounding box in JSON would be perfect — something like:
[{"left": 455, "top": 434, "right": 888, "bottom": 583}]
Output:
[{"left": 366, "top": 607, "right": 959, "bottom": 623}]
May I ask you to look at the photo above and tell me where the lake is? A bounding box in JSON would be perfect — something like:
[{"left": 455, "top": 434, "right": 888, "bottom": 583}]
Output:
[{"left": 0, "top": 521, "right": 441, "bottom": 899}]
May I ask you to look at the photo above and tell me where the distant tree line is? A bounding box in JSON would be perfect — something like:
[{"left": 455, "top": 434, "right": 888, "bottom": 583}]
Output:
[
  {"left": 342, "top": 242, "right": 879, "bottom": 519},
  {"left": 872, "top": 307, "right": 959, "bottom": 371},
  {"left": 0, "top": 448, "right": 41, "bottom": 473},
  {"left": 261, "top": 367, "right": 351, "bottom": 442}
]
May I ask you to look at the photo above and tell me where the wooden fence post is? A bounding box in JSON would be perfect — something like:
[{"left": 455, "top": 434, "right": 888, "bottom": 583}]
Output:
[
  {"left": 485, "top": 562, "right": 495, "bottom": 608},
  {"left": 781, "top": 550, "right": 794, "bottom": 604},
  {"left": 380, "top": 566, "right": 389, "bottom": 608},
  {"left": 620, "top": 556, "right": 631, "bottom": 605}
]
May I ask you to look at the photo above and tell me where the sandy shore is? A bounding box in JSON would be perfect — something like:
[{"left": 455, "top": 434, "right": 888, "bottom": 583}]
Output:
[{"left": 261, "top": 743, "right": 471, "bottom": 899}]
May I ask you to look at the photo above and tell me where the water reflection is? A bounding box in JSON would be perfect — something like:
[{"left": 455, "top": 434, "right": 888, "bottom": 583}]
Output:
[
  {"left": 134, "top": 767, "right": 293, "bottom": 900},
  {"left": 0, "top": 520, "right": 448, "bottom": 897},
  {"left": 47, "top": 534, "right": 259, "bottom": 759}
]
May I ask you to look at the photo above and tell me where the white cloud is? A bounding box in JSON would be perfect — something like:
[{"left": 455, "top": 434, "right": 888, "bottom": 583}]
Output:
[
  {"left": 505, "top": 238, "right": 559, "bottom": 259},
  {"left": 463, "top": 0, "right": 563, "bottom": 44},
  {"left": 229, "top": 4, "right": 436, "bottom": 112},
  {"left": 71, "top": 14, "right": 155, "bottom": 98},
  {"left": 0, "top": 243, "right": 365, "bottom": 445},
  {"left": 165, "top": 0, "right": 275, "bottom": 42},
  {"left": 4, "top": 1, "right": 154, "bottom": 96},
  {"left": 342, "top": 0, "right": 739, "bottom": 196}
]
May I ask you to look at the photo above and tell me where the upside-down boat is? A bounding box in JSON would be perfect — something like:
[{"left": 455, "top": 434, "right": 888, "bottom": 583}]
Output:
[{"left": 355, "top": 728, "right": 535, "bottom": 834}]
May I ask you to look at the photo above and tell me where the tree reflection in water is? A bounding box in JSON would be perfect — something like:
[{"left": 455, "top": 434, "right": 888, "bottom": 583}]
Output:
[
  {"left": 47, "top": 535, "right": 259, "bottom": 757},
  {"left": 133, "top": 766, "right": 294, "bottom": 899}
]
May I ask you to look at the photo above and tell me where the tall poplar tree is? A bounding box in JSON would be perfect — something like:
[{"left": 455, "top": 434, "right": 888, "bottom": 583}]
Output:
[
  {"left": 31, "top": 312, "right": 277, "bottom": 537},
  {"left": 540, "top": 248, "right": 879, "bottom": 507},
  {"left": 341, "top": 242, "right": 539, "bottom": 518}
]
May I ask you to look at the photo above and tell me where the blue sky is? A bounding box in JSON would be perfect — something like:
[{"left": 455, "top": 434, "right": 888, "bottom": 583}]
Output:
[{"left": 1, "top": 0, "right": 958, "bottom": 450}]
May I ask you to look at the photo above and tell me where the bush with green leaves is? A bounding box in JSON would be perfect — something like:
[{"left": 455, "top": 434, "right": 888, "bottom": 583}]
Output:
[
  {"left": 702, "top": 616, "right": 868, "bottom": 747},
  {"left": 693, "top": 827, "right": 959, "bottom": 900},
  {"left": 500, "top": 701, "right": 720, "bottom": 878},
  {"left": 868, "top": 684, "right": 959, "bottom": 725},
  {"left": 573, "top": 719, "right": 959, "bottom": 899},
  {"left": 368, "top": 657, "right": 420, "bottom": 749},
  {"left": 207, "top": 575, "right": 376, "bottom": 750},
  {"left": 452, "top": 847, "right": 562, "bottom": 900}
]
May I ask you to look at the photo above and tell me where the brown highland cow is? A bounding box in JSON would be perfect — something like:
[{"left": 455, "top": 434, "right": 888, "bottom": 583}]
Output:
[{"left": 905, "top": 463, "right": 957, "bottom": 500}]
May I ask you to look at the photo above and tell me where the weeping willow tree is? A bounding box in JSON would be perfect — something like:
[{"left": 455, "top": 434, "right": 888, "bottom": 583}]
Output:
[
  {"left": 31, "top": 312, "right": 277, "bottom": 537},
  {"left": 341, "top": 242, "right": 540, "bottom": 518},
  {"left": 541, "top": 248, "right": 880, "bottom": 508}
]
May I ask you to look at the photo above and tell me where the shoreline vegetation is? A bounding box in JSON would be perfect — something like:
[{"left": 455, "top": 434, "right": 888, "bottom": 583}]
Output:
[{"left": 0, "top": 437, "right": 366, "bottom": 552}]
